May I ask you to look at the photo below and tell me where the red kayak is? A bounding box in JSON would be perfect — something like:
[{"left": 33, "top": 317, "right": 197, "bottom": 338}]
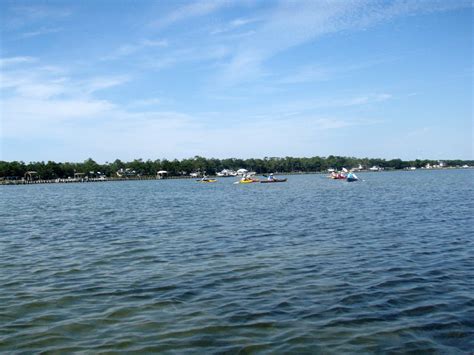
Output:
[
  {"left": 260, "top": 178, "right": 287, "bottom": 183},
  {"left": 330, "top": 174, "right": 346, "bottom": 179}
]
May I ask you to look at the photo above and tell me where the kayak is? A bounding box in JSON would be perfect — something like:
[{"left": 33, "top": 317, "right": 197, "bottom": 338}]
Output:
[
  {"left": 197, "top": 179, "right": 217, "bottom": 183},
  {"left": 236, "top": 179, "right": 259, "bottom": 184},
  {"left": 260, "top": 178, "right": 287, "bottom": 183},
  {"left": 347, "top": 177, "right": 358, "bottom": 182},
  {"left": 334, "top": 176, "right": 346, "bottom": 180}
]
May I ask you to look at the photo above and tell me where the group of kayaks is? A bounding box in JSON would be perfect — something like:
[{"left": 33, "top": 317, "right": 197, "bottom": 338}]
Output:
[
  {"left": 196, "top": 171, "right": 360, "bottom": 184},
  {"left": 196, "top": 175, "right": 288, "bottom": 184},
  {"left": 328, "top": 170, "right": 359, "bottom": 182}
]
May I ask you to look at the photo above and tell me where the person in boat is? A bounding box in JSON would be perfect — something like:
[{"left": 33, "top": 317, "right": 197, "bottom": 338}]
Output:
[
  {"left": 268, "top": 173, "right": 274, "bottom": 181},
  {"left": 201, "top": 174, "right": 209, "bottom": 182},
  {"left": 347, "top": 171, "right": 358, "bottom": 181}
]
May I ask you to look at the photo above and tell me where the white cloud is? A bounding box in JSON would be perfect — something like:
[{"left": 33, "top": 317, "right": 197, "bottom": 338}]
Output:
[
  {"left": 0, "top": 56, "right": 36, "bottom": 67},
  {"left": 3, "top": 97, "right": 114, "bottom": 123},
  {"left": 217, "top": 0, "right": 473, "bottom": 85},
  {"left": 80, "top": 76, "right": 130, "bottom": 94},
  {"left": 12, "top": 4, "right": 72, "bottom": 20},
  {"left": 331, "top": 93, "right": 393, "bottom": 107},
  {"left": 1, "top": 71, "right": 66, "bottom": 99},
  {"left": 18, "top": 27, "right": 61, "bottom": 38},
  {"left": 2, "top": 70, "right": 385, "bottom": 160},
  {"left": 138, "top": 45, "right": 231, "bottom": 71},
  {"left": 129, "top": 98, "right": 162, "bottom": 107},
  {"left": 4, "top": 5, "right": 71, "bottom": 30},
  {"left": 210, "top": 17, "right": 260, "bottom": 35},
  {"left": 103, "top": 39, "right": 168, "bottom": 60},
  {"left": 0, "top": 58, "right": 130, "bottom": 100},
  {"left": 277, "top": 65, "right": 331, "bottom": 84},
  {"left": 151, "top": 1, "right": 228, "bottom": 29},
  {"left": 275, "top": 58, "right": 392, "bottom": 84}
]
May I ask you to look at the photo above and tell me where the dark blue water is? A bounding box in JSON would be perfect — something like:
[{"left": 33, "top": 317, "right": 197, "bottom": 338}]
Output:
[{"left": 1, "top": 170, "right": 473, "bottom": 353}]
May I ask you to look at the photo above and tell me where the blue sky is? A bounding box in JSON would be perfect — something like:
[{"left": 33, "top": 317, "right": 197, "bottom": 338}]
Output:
[{"left": 1, "top": 0, "right": 472, "bottom": 162}]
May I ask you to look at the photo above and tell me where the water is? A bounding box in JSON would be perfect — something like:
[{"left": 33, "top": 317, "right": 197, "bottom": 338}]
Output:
[{"left": 1, "top": 169, "right": 473, "bottom": 353}]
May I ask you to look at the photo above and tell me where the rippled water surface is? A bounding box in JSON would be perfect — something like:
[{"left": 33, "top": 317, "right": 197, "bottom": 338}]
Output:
[{"left": 1, "top": 170, "right": 473, "bottom": 353}]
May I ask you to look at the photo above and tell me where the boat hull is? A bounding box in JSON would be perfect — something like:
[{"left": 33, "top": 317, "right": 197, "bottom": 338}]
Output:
[{"left": 260, "top": 179, "right": 287, "bottom": 183}]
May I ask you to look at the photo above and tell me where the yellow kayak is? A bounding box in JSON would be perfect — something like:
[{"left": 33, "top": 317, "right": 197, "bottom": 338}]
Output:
[{"left": 236, "top": 179, "right": 259, "bottom": 184}]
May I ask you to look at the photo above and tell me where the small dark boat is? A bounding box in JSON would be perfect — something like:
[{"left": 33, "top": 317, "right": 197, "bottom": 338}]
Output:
[{"left": 260, "top": 178, "right": 287, "bottom": 183}]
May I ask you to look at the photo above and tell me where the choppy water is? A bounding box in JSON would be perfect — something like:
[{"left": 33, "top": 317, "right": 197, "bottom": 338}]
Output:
[{"left": 1, "top": 169, "right": 473, "bottom": 353}]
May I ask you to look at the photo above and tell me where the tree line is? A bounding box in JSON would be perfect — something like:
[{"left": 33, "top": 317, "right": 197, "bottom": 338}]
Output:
[{"left": 0, "top": 156, "right": 472, "bottom": 180}]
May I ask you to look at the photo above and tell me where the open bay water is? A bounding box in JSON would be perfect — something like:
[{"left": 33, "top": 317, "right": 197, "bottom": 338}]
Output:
[{"left": 1, "top": 169, "right": 473, "bottom": 353}]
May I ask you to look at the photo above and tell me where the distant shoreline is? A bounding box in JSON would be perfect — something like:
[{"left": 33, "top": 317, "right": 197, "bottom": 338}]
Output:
[{"left": 1, "top": 167, "right": 471, "bottom": 186}]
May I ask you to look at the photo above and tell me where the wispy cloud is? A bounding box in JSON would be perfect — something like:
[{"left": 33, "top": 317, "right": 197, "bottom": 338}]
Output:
[
  {"left": 1, "top": 55, "right": 382, "bottom": 161},
  {"left": 275, "top": 57, "right": 393, "bottom": 84},
  {"left": 277, "top": 65, "right": 331, "bottom": 84},
  {"left": 151, "top": 1, "right": 229, "bottom": 29},
  {"left": 328, "top": 93, "right": 393, "bottom": 107},
  {"left": 4, "top": 5, "right": 71, "bottom": 30},
  {"left": 129, "top": 98, "right": 162, "bottom": 107},
  {"left": 103, "top": 39, "right": 168, "bottom": 60},
  {"left": 12, "top": 4, "right": 72, "bottom": 20},
  {"left": 79, "top": 76, "right": 130, "bottom": 94},
  {"left": 0, "top": 56, "right": 36, "bottom": 67},
  {"left": 210, "top": 16, "right": 260, "bottom": 35},
  {"left": 18, "top": 27, "right": 62, "bottom": 39},
  {"left": 217, "top": 0, "right": 473, "bottom": 86},
  {"left": 1, "top": 60, "right": 129, "bottom": 100},
  {"left": 138, "top": 45, "right": 231, "bottom": 71}
]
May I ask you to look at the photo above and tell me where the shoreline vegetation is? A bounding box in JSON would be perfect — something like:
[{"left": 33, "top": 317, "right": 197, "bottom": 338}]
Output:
[{"left": 1, "top": 156, "right": 472, "bottom": 185}]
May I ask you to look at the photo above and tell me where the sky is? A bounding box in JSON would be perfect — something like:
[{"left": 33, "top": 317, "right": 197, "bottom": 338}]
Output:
[{"left": 0, "top": 0, "right": 472, "bottom": 163}]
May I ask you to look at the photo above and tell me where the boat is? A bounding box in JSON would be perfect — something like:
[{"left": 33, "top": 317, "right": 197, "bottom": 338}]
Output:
[
  {"left": 346, "top": 172, "right": 359, "bottom": 182},
  {"left": 329, "top": 172, "right": 346, "bottom": 179},
  {"left": 235, "top": 178, "right": 259, "bottom": 184},
  {"left": 216, "top": 169, "right": 237, "bottom": 177},
  {"left": 197, "top": 179, "right": 217, "bottom": 183},
  {"left": 260, "top": 178, "right": 287, "bottom": 183}
]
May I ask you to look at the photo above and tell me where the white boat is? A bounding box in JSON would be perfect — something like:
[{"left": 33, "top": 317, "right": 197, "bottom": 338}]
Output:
[{"left": 216, "top": 169, "right": 237, "bottom": 177}]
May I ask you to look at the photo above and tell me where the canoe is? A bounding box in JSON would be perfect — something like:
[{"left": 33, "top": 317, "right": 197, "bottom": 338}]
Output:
[
  {"left": 260, "top": 178, "right": 287, "bottom": 183},
  {"left": 197, "top": 179, "right": 217, "bottom": 183}
]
